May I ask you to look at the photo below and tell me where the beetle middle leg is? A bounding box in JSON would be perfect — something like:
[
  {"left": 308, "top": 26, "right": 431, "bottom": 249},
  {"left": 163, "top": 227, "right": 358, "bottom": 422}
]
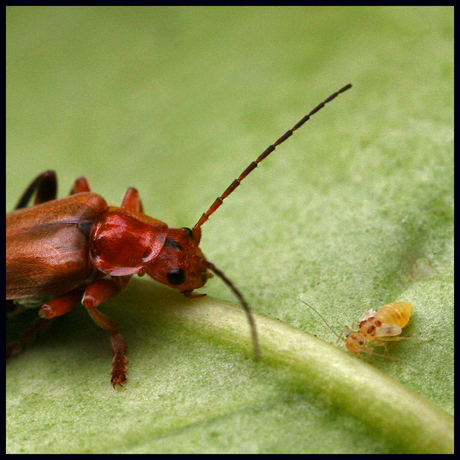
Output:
[
  {"left": 38, "top": 290, "right": 85, "bottom": 319},
  {"left": 70, "top": 176, "right": 91, "bottom": 195}
]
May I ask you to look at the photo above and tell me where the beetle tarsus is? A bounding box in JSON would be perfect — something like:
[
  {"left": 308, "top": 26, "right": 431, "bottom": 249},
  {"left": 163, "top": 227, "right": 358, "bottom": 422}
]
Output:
[
  {"left": 111, "top": 356, "right": 128, "bottom": 388},
  {"left": 111, "top": 337, "right": 128, "bottom": 388}
]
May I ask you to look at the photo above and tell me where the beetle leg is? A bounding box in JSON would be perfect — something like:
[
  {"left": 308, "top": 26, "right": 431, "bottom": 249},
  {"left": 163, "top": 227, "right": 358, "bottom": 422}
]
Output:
[
  {"left": 70, "top": 177, "right": 91, "bottom": 194},
  {"left": 39, "top": 289, "right": 83, "bottom": 319},
  {"left": 121, "top": 187, "right": 144, "bottom": 213},
  {"left": 15, "top": 170, "right": 57, "bottom": 209},
  {"left": 82, "top": 276, "right": 132, "bottom": 388},
  {"left": 6, "top": 290, "right": 82, "bottom": 359},
  {"left": 6, "top": 316, "right": 54, "bottom": 360},
  {"left": 7, "top": 300, "right": 22, "bottom": 315}
]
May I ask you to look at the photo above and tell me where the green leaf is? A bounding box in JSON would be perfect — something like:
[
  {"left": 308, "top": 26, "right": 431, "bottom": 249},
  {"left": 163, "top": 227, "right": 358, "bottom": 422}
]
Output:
[{"left": 7, "top": 6, "right": 453, "bottom": 454}]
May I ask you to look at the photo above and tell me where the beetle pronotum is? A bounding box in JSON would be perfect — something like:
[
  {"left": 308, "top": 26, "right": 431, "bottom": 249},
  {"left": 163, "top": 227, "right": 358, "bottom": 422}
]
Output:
[{"left": 7, "top": 84, "right": 352, "bottom": 387}]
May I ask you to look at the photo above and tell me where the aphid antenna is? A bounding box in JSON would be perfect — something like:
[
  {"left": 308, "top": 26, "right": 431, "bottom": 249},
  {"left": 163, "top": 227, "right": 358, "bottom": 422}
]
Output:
[
  {"left": 299, "top": 298, "right": 344, "bottom": 342},
  {"left": 194, "top": 84, "right": 352, "bottom": 230},
  {"left": 202, "top": 258, "right": 261, "bottom": 360}
]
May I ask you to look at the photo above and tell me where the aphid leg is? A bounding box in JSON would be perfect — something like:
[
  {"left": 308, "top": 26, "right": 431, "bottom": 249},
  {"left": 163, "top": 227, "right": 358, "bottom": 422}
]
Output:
[
  {"left": 82, "top": 276, "right": 132, "bottom": 388},
  {"left": 360, "top": 345, "right": 374, "bottom": 357},
  {"left": 6, "top": 316, "right": 54, "bottom": 360},
  {"left": 70, "top": 176, "right": 91, "bottom": 194},
  {"left": 121, "top": 187, "right": 144, "bottom": 213},
  {"left": 15, "top": 170, "right": 57, "bottom": 209},
  {"left": 377, "top": 336, "right": 427, "bottom": 343},
  {"left": 39, "top": 290, "right": 84, "bottom": 319},
  {"left": 364, "top": 346, "right": 415, "bottom": 365},
  {"left": 360, "top": 340, "right": 419, "bottom": 366}
]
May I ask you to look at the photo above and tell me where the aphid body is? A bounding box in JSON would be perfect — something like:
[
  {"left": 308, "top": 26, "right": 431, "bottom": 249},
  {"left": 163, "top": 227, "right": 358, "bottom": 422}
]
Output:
[
  {"left": 300, "top": 299, "right": 422, "bottom": 360},
  {"left": 344, "top": 301, "right": 413, "bottom": 355}
]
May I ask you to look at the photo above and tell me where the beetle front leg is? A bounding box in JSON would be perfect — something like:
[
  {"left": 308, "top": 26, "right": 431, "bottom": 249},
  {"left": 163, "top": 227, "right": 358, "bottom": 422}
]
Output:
[
  {"left": 82, "top": 276, "right": 132, "bottom": 388},
  {"left": 86, "top": 305, "right": 128, "bottom": 388}
]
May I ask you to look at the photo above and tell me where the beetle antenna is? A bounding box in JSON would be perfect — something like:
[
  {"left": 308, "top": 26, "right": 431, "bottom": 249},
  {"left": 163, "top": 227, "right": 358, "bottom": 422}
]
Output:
[
  {"left": 202, "top": 259, "right": 261, "bottom": 360},
  {"left": 299, "top": 298, "right": 344, "bottom": 342},
  {"left": 194, "top": 83, "right": 352, "bottom": 229}
]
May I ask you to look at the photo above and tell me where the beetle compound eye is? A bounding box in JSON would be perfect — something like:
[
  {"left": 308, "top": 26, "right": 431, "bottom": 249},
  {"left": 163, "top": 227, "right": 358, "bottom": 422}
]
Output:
[
  {"left": 167, "top": 268, "right": 186, "bottom": 285},
  {"left": 182, "top": 227, "right": 193, "bottom": 238}
]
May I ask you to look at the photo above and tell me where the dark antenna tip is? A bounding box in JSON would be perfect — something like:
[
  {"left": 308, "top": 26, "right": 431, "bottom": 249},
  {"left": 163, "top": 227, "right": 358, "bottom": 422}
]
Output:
[{"left": 203, "top": 259, "right": 261, "bottom": 360}]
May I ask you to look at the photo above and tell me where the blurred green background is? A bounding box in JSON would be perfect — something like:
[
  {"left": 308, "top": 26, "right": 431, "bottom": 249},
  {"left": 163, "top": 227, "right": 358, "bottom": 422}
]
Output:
[{"left": 6, "top": 6, "right": 453, "bottom": 454}]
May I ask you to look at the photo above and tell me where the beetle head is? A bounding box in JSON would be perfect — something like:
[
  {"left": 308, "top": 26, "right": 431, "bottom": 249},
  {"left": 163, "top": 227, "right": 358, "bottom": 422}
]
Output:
[
  {"left": 147, "top": 226, "right": 260, "bottom": 358},
  {"left": 90, "top": 208, "right": 259, "bottom": 358},
  {"left": 145, "top": 227, "right": 211, "bottom": 296},
  {"left": 90, "top": 211, "right": 209, "bottom": 294}
]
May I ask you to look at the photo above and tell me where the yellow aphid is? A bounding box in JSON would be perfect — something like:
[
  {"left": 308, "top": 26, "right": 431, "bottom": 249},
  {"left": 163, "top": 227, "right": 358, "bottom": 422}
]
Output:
[
  {"left": 344, "top": 301, "right": 414, "bottom": 355},
  {"left": 300, "top": 299, "right": 423, "bottom": 361}
]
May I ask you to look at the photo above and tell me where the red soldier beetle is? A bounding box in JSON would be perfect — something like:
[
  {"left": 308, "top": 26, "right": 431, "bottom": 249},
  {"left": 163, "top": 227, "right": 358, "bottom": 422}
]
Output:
[{"left": 7, "top": 84, "right": 352, "bottom": 387}]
